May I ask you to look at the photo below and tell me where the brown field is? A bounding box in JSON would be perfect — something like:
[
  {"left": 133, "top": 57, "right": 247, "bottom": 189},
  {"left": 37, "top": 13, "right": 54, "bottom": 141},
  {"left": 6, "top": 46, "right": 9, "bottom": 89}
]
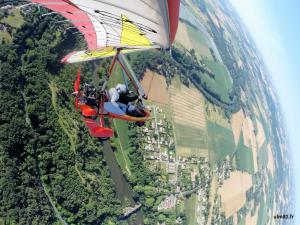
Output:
[
  {"left": 255, "top": 95, "right": 268, "bottom": 122},
  {"left": 176, "top": 146, "right": 208, "bottom": 158},
  {"left": 245, "top": 206, "right": 259, "bottom": 225},
  {"left": 169, "top": 79, "right": 206, "bottom": 129},
  {"left": 141, "top": 70, "right": 169, "bottom": 104},
  {"left": 219, "top": 171, "right": 252, "bottom": 218},
  {"left": 241, "top": 117, "right": 258, "bottom": 172},
  {"left": 242, "top": 117, "right": 254, "bottom": 148},
  {"left": 267, "top": 144, "right": 275, "bottom": 176},
  {"left": 231, "top": 109, "right": 245, "bottom": 146},
  {"left": 169, "top": 77, "right": 208, "bottom": 157},
  {"left": 175, "top": 21, "right": 193, "bottom": 50}
]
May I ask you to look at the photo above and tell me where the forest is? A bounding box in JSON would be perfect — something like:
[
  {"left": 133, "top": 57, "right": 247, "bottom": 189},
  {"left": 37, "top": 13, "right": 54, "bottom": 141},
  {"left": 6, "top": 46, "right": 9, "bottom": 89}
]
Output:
[{"left": 0, "top": 8, "right": 123, "bottom": 225}]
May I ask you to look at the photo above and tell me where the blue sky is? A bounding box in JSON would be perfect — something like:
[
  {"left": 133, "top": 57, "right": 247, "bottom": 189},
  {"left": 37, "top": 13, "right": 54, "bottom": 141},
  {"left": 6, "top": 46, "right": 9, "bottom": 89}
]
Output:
[{"left": 229, "top": 0, "right": 300, "bottom": 221}]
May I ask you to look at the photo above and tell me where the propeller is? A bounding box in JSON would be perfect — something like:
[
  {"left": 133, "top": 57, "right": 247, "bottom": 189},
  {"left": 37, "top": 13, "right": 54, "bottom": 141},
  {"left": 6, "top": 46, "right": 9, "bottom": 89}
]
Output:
[{"left": 73, "top": 67, "right": 81, "bottom": 110}]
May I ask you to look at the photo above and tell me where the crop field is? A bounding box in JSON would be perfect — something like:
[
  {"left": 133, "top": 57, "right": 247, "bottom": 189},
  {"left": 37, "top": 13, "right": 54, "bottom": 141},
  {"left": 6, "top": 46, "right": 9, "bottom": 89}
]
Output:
[
  {"left": 174, "top": 124, "right": 208, "bottom": 157},
  {"left": 169, "top": 78, "right": 208, "bottom": 157},
  {"left": 219, "top": 171, "right": 252, "bottom": 218},
  {"left": 257, "top": 200, "right": 267, "bottom": 225},
  {"left": 113, "top": 120, "right": 133, "bottom": 175},
  {"left": 174, "top": 123, "right": 207, "bottom": 148},
  {"left": 185, "top": 193, "right": 197, "bottom": 225},
  {"left": 175, "top": 21, "right": 194, "bottom": 51},
  {"left": 245, "top": 207, "right": 259, "bottom": 225},
  {"left": 255, "top": 118, "right": 266, "bottom": 148},
  {"left": 141, "top": 70, "right": 169, "bottom": 104},
  {"left": 1, "top": 9, "right": 24, "bottom": 28},
  {"left": 169, "top": 78, "right": 206, "bottom": 129},
  {"left": 175, "top": 20, "right": 213, "bottom": 60},
  {"left": 185, "top": 21, "right": 213, "bottom": 60},
  {"left": 258, "top": 141, "right": 269, "bottom": 168},
  {"left": 235, "top": 133, "right": 254, "bottom": 174},
  {"left": 206, "top": 102, "right": 232, "bottom": 129},
  {"left": 207, "top": 121, "right": 235, "bottom": 164},
  {"left": 200, "top": 58, "right": 233, "bottom": 103},
  {"left": 239, "top": 116, "right": 259, "bottom": 172},
  {"left": 230, "top": 109, "right": 245, "bottom": 146},
  {"left": 267, "top": 144, "right": 275, "bottom": 176}
]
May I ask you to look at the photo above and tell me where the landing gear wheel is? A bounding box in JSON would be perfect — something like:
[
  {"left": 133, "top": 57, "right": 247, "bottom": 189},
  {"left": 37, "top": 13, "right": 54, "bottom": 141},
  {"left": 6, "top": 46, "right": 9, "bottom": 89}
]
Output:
[
  {"left": 135, "top": 122, "right": 145, "bottom": 127},
  {"left": 98, "top": 137, "right": 110, "bottom": 142}
]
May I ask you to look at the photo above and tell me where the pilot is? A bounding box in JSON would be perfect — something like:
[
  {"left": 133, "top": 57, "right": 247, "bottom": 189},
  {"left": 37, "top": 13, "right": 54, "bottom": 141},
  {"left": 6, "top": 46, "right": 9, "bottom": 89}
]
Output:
[{"left": 83, "top": 83, "right": 98, "bottom": 107}]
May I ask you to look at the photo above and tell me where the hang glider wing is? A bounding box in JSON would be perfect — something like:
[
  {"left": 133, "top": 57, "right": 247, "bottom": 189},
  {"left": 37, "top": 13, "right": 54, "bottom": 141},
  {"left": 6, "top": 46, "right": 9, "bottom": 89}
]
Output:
[{"left": 30, "top": 0, "right": 180, "bottom": 63}]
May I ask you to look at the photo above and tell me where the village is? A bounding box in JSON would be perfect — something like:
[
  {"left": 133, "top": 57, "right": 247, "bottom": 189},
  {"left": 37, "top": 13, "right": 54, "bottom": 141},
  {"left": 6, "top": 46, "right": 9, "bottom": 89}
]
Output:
[{"left": 136, "top": 105, "right": 221, "bottom": 224}]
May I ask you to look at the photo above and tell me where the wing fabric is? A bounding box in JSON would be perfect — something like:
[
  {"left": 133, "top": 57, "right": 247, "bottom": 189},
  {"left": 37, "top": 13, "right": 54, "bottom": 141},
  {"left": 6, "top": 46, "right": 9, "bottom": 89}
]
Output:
[
  {"left": 30, "top": 0, "right": 180, "bottom": 63},
  {"left": 31, "top": 0, "right": 98, "bottom": 50}
]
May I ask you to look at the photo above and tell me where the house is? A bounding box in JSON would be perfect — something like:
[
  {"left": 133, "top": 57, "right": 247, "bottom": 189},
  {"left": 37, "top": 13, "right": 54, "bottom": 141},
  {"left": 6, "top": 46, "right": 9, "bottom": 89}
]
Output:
[{"left": 167, "top": 163, "right": 176, "bottom": 174}]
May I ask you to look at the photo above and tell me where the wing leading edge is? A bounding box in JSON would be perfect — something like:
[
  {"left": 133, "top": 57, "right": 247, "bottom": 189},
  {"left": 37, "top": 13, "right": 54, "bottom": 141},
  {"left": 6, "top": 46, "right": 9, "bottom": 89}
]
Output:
[{"left": 30, "top": 0, "right": 180, "bottom": 63}]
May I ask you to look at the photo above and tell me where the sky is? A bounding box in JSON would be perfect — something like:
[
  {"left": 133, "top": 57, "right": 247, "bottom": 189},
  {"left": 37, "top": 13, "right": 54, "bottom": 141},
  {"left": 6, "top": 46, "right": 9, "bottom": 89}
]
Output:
[{"left": 229, "top": 0, "right": 300, "bottom": 221}]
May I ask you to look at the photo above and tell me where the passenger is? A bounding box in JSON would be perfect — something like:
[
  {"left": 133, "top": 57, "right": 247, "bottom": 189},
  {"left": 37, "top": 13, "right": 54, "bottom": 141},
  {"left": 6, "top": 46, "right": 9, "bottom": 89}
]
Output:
[{"left": 108, "top": 83, "right": 142, "bottom": 116}]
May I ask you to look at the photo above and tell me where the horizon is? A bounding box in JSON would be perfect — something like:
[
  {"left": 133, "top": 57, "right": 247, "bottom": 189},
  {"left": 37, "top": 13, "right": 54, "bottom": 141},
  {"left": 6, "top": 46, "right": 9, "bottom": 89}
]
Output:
[{"left": 229, "top": 0, "right": 299, "bottom": 222}]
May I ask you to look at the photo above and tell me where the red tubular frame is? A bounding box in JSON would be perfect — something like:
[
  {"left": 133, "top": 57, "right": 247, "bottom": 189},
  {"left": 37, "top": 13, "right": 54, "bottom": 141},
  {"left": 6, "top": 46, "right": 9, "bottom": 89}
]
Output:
[{"left": 78, "top": 48, "right": 151, "bottom": 138}]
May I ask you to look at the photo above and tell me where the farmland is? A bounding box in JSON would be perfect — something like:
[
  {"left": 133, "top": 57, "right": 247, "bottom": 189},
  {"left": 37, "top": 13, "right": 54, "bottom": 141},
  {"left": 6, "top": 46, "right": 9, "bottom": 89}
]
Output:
[
  {"left": 235, "top": 133, "right": 254, "bottom": 174},
  {"left": 112, "top": 120, "right": 133, "bottom": 175},
  {"left": 207, "top": 121, "right": 235, "bottom": 164},
  {"left": 169, "top": 77, "right": 208, "bottom": 158},
  {"left": 185, "top": 194, "right": 198, "bottom": 225},
  {"left": 141, "top": 70, "right": 169, "bottom": 105},
  {"left": 219, "top": 171, "right": 252, "bottom": 218},
  {"left": 231, "top": 109, "right": 245, "bottom": 146},
  {"left": 200, "top": 58, "right": 233, "bottom": 103},
  {"left": 175, "top": 20, "right": 213, "bottom": 60}
]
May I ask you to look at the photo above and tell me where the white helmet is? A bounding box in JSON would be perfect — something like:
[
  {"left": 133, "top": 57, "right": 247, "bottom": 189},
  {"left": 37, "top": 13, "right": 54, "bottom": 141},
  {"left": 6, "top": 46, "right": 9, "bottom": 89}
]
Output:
[{"left": 115, "top": 84, "right": 127, "bottom": 94}]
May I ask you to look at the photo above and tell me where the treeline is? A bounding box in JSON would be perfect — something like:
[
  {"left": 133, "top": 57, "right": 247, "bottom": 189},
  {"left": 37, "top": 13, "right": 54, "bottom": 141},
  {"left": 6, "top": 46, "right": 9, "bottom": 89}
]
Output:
[
  {"left": 206, "top": 14, "right": 249, "bottom": 103},
  {"left": 0, "top": 8, "right": 122, "bottom": 225}
]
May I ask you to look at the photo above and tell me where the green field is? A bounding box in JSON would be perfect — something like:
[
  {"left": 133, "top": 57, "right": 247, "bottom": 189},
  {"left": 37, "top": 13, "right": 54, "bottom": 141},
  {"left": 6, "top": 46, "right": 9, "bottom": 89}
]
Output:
[
  {"left": 106, "top": 63, "right": 133, "bottom": 175},
  {"left": 237, "top": 215, "right": 246, "bottom": 225},
  {"left": 1, "top": 9, "right": 24, "bottom": 28},
  {"left": 184, "top": 21, "right": 213, "bottom": 60},
  {"left": 257, "top": 200, "right": 268, "bottom": 225},
  {"left": 267, "top": 171, "right": 275, "bottom": 211},
  {"left": 235, "top": 133, "right": 254, "bottom": 174},
  {"left": 200, "top": 58, "right": 233, "bottom": 103},
  {"left": 174, "top": 123, "right": 207, "bottom": 149},
  {"left": 207, "top": 121, "right": 235, "bottom": 164},
  {"left": 184, "top": 193, "right": 197, "bottom": 225},
  {"left": 112, "top": 119, "right": 133, "bottom": 176},
  {"left": 258, "top": 141, "right": 269, "bottom": 169}
]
